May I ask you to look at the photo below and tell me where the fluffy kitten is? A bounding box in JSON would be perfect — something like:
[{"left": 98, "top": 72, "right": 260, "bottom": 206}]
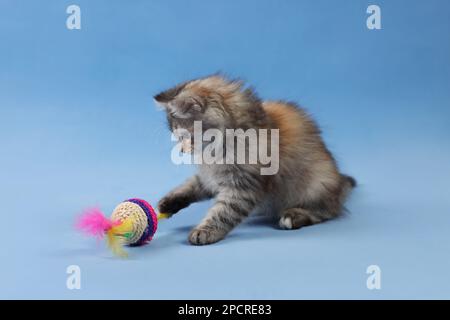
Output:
[{"left": 154, "top": 75, "right": 356, "bottom": 245}]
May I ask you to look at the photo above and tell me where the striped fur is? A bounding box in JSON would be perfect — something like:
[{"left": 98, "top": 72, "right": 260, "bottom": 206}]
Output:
[{"left": 155, "top": 75, "right": 356, "bottom": 245}]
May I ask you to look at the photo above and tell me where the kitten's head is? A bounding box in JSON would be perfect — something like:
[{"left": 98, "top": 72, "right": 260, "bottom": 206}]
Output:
[{"left": 154, "top": 75, "right": 264, "bottom": 153}]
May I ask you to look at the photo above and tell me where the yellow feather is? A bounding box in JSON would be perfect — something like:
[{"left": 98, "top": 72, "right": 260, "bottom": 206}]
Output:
[
  {"left": 158, "top": 213, "right": 171, "bottom": 220},
  {"left": 106, "top": 218, "right": 134, "bottom": 258},
  {"left": 111, "top": 218, "right": 134, "bottom": 236}
]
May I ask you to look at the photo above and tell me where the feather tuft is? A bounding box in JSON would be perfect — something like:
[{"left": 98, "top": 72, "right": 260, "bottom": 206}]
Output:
[
  {"left": 106, "top": 218, "right": 134, "bottom": 258},
  {"left": 76, "top": 208, "right": 115, "bottom": 239}
]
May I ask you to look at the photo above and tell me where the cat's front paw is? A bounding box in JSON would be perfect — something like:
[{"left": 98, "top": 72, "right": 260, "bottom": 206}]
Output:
[
  {"left": 157, "top": 194, "right": 190, "bottom": 215},
  {"left": 188, "top": 227, "right": 225, "bottom": 245}
]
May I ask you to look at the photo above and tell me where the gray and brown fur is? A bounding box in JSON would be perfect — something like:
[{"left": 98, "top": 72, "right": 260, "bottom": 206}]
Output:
[{"left": 154, "top": 75, "right": 356, "bottom": 245}]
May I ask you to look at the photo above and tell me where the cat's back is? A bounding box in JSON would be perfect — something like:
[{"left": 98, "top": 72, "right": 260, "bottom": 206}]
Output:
[
  {"left": 262, "top": 100, "right": 321, "bottom": 153},
  {"left": 262, "top": 100, "right": 340, "bottom": 202}
]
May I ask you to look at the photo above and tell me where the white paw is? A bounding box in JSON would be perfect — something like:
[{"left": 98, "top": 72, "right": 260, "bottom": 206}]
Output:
[{"left": 279, "top": 216, "right": 293, "bottom": 229}]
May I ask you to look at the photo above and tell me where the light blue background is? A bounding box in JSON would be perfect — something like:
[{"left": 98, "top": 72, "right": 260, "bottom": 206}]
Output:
[{"left": 1, "top": 0, "right": 449, "bottom": 299}]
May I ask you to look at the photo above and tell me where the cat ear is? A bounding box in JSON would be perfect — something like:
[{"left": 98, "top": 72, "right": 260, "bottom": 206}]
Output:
[
  {"left": 153, "top": 91, "right": 173, "bottom": 111},
  {"left": 154, "top": 83, "right": 187, "bottom": 105},
  {"left": 153, "top": 98, "right": 168, "bottom": 110},
  {"left": 153, "top": 83, "right": 204, "bottom": 115}
]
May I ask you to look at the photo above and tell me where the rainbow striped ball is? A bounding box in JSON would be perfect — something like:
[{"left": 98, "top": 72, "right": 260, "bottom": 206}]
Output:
[{"left": 110, "top": 198, "right": 158, "bottom": 246}]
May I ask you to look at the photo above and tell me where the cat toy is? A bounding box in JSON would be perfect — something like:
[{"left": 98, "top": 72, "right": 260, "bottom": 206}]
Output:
[{"left": 76, "top": 198, "right": 170, "bottom": 257}]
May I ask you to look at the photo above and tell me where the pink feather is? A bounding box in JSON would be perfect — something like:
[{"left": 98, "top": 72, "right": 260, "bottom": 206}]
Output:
[{"left": 76, "top": 208, "right": 115, "bottom": 238}]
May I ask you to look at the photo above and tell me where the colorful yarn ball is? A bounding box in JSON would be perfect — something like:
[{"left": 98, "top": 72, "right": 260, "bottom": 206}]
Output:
[
  {"left": 111, "top": 199, "right": 158, "bottom": 246},
  {"left": 76, "top": 198, "right": 167, "bottom": 257}
]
